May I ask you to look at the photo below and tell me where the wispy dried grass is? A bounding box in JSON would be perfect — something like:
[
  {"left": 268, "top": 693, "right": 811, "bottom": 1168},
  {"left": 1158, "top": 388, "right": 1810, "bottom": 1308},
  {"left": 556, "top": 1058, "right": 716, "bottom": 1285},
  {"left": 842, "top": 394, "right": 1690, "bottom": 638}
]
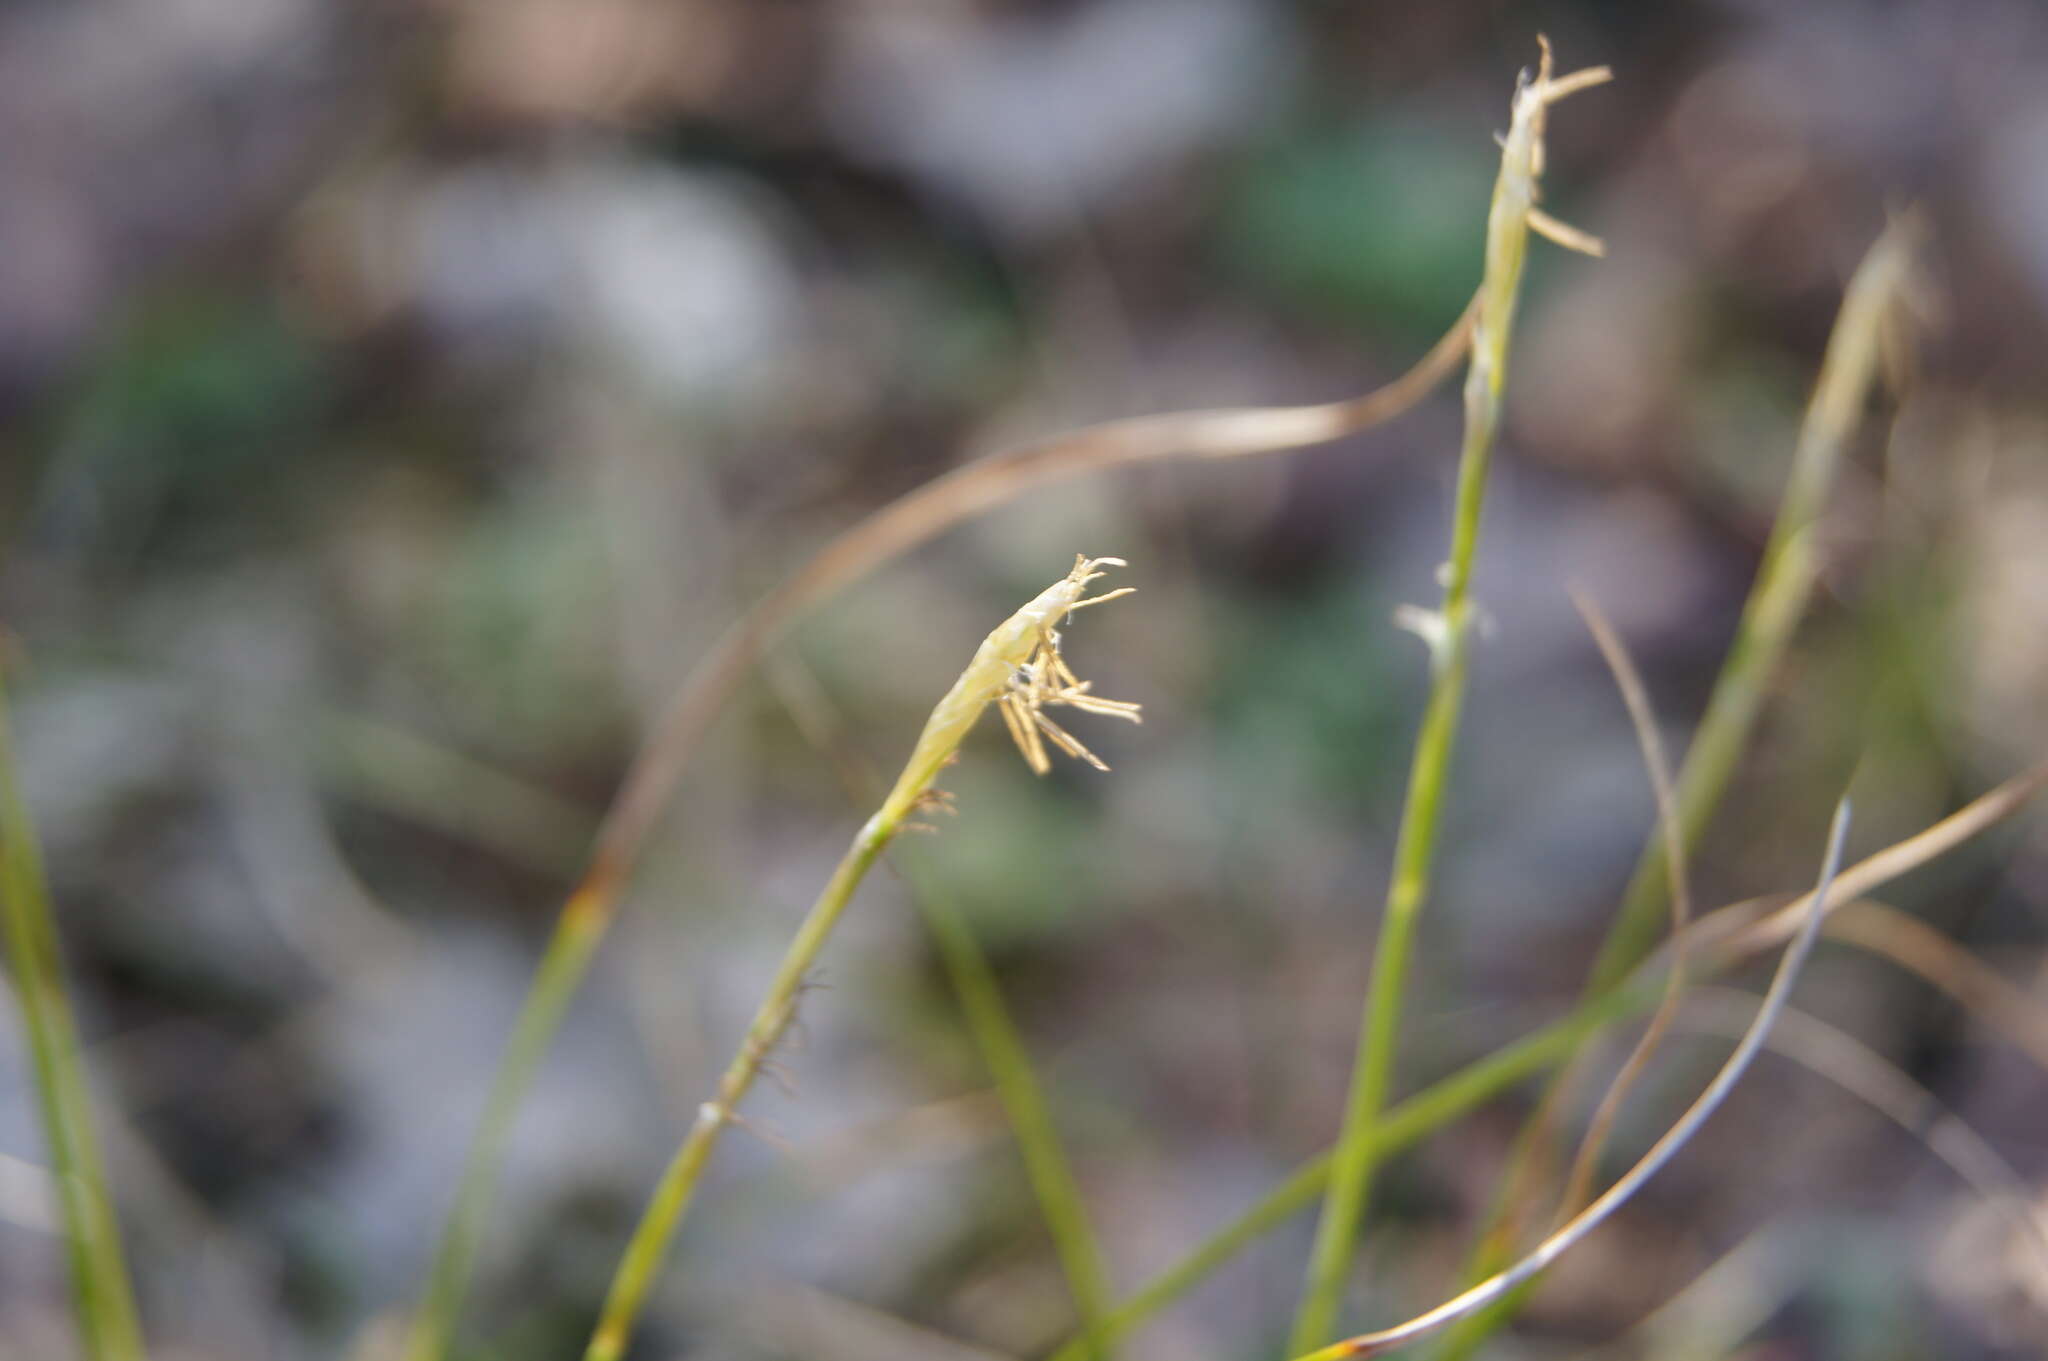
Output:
[
  {"left": 1289, "top": 804, "right": 1850, "bottom": 1360},
  {"left": 1555, "top": 590, "right": 1693, "bottom": 1223},
  {"left": 1039, "top": 760, "right": 2048, "bottom": 1361}
]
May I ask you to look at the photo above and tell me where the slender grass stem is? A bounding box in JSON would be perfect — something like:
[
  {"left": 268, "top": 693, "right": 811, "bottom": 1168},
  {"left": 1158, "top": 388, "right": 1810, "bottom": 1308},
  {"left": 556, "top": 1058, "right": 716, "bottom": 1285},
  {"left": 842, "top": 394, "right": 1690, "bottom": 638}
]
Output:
[
  {"left": 403, "top": 887, "right": 609, "bottom": 1361},
  {"left": 583, "top": 819, "right": 893, "bottom": 1361},
  {"left": 1553, "top": 593, "right": 1692, "bottom": 1223},
  {"left": 1287, "top": 45, "right": 1608, "bottom": 1354},
  {"left": 902, "top": 868, "right": 1119, "bottom": 1361},
  {"left": 581, "top": 558, "right": 1139, "bottom": 1361},
  {"left": 0, "top": 675, "right": 147, "bottom": 1361},
  {"left": 1593, "top": 222, "right": 1917, "bottom": 987},
  {"left": 766, "top": 649, "right": 1120, "bottom": 1359},
  {"left": 1427, "top": 218, "right": 1918, "bottom": 1361}
]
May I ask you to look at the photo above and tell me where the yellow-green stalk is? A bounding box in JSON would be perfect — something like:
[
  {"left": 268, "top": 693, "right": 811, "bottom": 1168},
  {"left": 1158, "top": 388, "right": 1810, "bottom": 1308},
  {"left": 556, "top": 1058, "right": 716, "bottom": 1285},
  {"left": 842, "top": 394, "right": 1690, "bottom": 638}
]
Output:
[
  {"left": 1287, "top": 43, "right": 1610, "bottom": 1354},
  {"left": 582, "top": 556, "right": 1139, "bottom": 1361},
  {"left": 0, "top": 674, "right": 147, "bottom": 1361},
  {"left": 767, "top": 646, "right": 1120, "bottom": 1361},
  {"left": 900, "top": 865, "right": 1120, "bottom": 1360}
]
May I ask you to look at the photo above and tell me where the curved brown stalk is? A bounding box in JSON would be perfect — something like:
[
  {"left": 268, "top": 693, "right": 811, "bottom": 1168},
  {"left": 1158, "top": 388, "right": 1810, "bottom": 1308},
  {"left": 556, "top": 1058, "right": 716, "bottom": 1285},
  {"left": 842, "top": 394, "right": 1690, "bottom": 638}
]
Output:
[
  {"left": 590, "top": 289, "right": 1479, "bottom": 886},
  {"left": 1680, "top": 987, "right": 2048, "bottom": 1274},
  {"left": 1555, "top": 591, "right": 1692, "bottom": 1221},
  {"left": 1037, "top": 759, "right": 2048, "bottom": 1361},
  {"left": 1574, "top": 991, "right": 2048, "bottom": 1361},
  {"left": 1289, "top": 802, "right": 1852, "bottom": 1361},
  {"left": 1720, "top": 758, "right": 2048, "bottom": 960},
  {"left": 1826, "top": 899, "right": 2048, "bottom": 1073},
  {"left": 405, "top": 295, "right": 1477, "bottom": 1359}
]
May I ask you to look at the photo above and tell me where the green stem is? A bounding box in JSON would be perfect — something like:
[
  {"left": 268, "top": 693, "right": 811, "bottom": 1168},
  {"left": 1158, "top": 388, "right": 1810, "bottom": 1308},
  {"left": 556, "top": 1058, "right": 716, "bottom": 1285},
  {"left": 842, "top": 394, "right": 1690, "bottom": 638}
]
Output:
[
  {"left": 1427, "top": 221, "right": 1917, "bottom": 1361},
  {"left": 0, "top": 675, "right": 147, "bottom": 1361},
  {"left": 1286, "top": 57, "right": 1546, "bottom": 1357},
  {"left": 767, "top": 643, "right": 1121, "bottom": 1361},
  {"left": 903, "top": 865, "right": 1118, "bottom": 1360},
  {"left": 583, "top": 817, "right": 895, "bottom": 1361},
  {"left": 404, "top": 891, "right": 609, "bottom": 1361}
]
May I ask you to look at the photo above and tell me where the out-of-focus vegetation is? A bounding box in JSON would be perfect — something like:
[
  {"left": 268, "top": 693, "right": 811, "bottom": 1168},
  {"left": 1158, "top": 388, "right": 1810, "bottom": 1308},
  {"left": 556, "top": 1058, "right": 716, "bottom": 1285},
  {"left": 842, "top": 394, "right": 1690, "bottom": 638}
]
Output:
[{"left": 3, "top": 3, "right": 2048, "bottom": 1359}]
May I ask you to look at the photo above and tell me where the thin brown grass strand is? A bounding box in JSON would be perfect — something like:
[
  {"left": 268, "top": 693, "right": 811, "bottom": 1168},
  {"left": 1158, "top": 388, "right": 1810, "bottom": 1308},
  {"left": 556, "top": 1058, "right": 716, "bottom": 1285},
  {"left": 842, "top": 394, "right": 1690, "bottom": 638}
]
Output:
[
  {"left": 1555, "top": 591, "right": 1694, "bottom": 1222},
  {"left": 1679, "top": 987, "right": 2048, "bottom": 1280},
  {"left": 1825, "top": 899, "right": 2048, "bottom": 1074},
  {"left": 588, "top": 287, "right": 1481, "bottom": 891},
  {"left": 1697, "top": 890, "right": 2048, "bottom": 1076},
  {"left": 1457, "top": 589, "right": 1690, "bottom": 1271},
  {"left": 1297, "top": 800, "right": 1851, "bottom": 1361},
  {"left": 1717, "top": 758, "right": 2048, "bottom": 962},
  {"left": 1029, "top": 766, "right": 2048, "bottom": 1361},
  {"left": 1576, "top": 992, "right": 2048, "bottom": 1361}
]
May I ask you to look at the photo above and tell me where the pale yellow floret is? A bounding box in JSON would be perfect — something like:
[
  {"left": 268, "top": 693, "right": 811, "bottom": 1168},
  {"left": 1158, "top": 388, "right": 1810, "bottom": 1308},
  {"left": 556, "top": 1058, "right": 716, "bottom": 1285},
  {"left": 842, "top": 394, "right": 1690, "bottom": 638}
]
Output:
[{"left": 873, "top": 555, "right": 1141, "bottom": 829}]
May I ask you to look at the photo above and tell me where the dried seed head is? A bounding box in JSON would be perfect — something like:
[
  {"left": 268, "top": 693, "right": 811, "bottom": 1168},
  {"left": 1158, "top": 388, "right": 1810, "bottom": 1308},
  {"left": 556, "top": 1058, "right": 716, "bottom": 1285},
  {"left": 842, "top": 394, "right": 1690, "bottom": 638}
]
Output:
[
  {"left": 873, "top": 555, "right": 1143, "bottom": 828},
  {"left": 997, "top": 616, "right": 1143, "bottom": 776}
]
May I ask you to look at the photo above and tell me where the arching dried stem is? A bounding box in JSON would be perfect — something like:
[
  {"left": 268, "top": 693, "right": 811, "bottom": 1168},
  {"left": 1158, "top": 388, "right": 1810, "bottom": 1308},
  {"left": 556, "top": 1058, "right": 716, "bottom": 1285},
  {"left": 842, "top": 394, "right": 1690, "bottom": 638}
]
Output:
[
  {"left": 1293, "top": 802, "right": 1852, "bottom": 1361},
  {"left": 1555, "top": 591, "right": 1692, "bottom": 1221}
]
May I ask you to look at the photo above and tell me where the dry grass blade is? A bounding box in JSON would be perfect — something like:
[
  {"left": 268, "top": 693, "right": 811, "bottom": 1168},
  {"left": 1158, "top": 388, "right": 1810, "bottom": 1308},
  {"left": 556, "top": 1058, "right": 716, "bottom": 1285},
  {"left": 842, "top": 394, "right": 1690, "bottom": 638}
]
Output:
[
  {"left": 1035, "top": 765, "right": 2048, "bottom": 1361},
  {"left": 1717, "top": 758, "right": 2048, "bottom": 961},
  {"left": 1826, "top": 899, "right": 2048, "bottom": 1073},
  {"left": 1681, "top": 987, "right": 2048, "bottom": 1276},
  {"left": 1447, "top": 590, "right": 1687, "bottom": 1310},
  {"left": 1291, "top": 801, "right": 1852, "bottom": 1361},
  {"left": 0, "top": 673, "right": 147, "bottom": 1361},
  {"left": 1555, "top": 590, "right": 1692, "bottom": 1221}
]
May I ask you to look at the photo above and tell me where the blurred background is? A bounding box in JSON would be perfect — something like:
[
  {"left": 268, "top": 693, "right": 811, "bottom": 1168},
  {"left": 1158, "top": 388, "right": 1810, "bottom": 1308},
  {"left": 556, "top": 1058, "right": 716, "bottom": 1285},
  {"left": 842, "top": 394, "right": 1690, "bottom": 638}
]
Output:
[{"left": 3, "top": 1, "right": 2047, "bottom": 1358}]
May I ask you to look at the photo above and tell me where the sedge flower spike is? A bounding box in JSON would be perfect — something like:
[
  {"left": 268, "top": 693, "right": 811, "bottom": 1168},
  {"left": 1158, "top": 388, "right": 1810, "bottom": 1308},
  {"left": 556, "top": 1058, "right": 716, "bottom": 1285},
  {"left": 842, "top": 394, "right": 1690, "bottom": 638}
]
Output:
[
  {"left": 581, "top": 557, "right": 1140, "bottom": 1361},
  {"left": 874, "top": 555, "right": 1141, "bottom": 829}
]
